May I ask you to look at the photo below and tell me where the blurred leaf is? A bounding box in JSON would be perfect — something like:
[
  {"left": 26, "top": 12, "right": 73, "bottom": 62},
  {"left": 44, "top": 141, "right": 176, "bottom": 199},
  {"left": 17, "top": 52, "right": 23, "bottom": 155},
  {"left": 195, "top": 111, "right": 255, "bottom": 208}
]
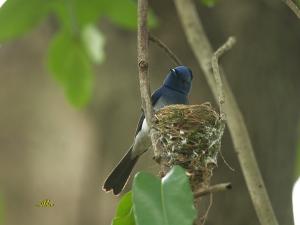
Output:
[
  {"left": 103, "top": 0, "right": 157, "bottom": 29},
  {"left": 132, "top": 166, "right": 197, "bottom": 225},
  {"left": 47, "top": 31, "right": 93, "bottom": 107},
  {"left": 148, "top": 10, "right": 158, "bottom": 28},
  {"left": 201, "top": 0, "right": 217, "bottom": 7},
  {"left": 50, "top": 1, "right": 75, "bottom": 33},
  {"left": 73, "top": 0, "right": 105, "bottom": 26},
  {"left": 0, "top": 0, "right": 50, "bottom": 42},
  {"left": 81, "top": 24, "right": 105, "bottom": 64},
  {"left": 112, "top": 192, "right": 135, "bottom": 225},
  {"left": 51, "top": 0, "right": 106, "bottom": 30}
]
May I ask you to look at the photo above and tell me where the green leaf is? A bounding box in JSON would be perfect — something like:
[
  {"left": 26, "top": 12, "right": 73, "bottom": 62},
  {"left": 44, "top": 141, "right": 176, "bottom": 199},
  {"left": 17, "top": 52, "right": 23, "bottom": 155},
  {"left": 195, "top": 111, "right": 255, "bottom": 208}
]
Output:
[
  {"left": 51, "top": 0, "right": 106, "bottom": 30},
  {"left": 0, "top": 0, "right": 50, "bottom": 42},
  {"left": 112, "top": 192, "right": 135, "bottom": 225},
  {"left": 47, "top": 31, "right": 93, "bottom": 107},
  {"left": 201, "top": 0, "right": 217, "bottom": 7},
  {"left": 132, "top": 166, "right": 197, "bottom": 225},
  {"left": 81, "top": 24, "right": 105, "bottom": 64},
  {"left": 73, "top": 0, "right": 105, "bottom": 26},
  {"left": 103, "top": 0, "right": 157, "bottom": 29},
  {"left": 51, "top": 0, "right": 157, "bottom": 30}
]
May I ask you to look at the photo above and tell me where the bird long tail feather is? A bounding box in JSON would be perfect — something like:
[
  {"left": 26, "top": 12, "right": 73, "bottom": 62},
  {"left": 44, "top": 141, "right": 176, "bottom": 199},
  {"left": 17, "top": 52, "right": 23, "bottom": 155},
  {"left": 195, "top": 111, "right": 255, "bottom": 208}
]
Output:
[{"left": 102, "top": 147, "right": 138, "bottom": 195}]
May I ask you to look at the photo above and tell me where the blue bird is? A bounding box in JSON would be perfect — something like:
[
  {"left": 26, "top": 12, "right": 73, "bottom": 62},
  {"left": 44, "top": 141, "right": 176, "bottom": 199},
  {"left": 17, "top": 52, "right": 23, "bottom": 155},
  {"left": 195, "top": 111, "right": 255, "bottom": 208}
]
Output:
[{"left": 103, "top": 66, "right": 193, "bottom": 195}]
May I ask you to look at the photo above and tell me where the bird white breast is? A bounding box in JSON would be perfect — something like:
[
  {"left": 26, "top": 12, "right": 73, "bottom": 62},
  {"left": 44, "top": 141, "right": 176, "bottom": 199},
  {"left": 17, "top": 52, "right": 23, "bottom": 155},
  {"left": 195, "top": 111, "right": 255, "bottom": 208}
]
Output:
[
  {"left": 132, "top": 119, "right": 151, "bottom": 157},
  {"left": 131, "top": 97, "right": 173, "bottom": 157},
  {"left": 141, "top": 118, "right": 149, "bottom": 131}
]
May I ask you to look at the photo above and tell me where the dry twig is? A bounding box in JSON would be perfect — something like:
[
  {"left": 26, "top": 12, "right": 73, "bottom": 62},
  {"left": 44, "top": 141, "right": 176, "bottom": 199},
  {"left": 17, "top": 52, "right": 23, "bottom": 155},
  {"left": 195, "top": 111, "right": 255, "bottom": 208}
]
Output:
[
  {"left": 194, "top": 182, "right": 232, "bottom": 198},
  {"left": 149, "top": 34, "right": 182, "bottom": 65}
]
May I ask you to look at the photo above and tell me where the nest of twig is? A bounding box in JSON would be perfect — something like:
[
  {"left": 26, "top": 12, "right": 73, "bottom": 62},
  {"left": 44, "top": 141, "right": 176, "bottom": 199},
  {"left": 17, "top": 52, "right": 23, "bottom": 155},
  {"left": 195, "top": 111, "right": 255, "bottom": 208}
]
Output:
[{"left": 153, "top": 103, "right": 225, "bottom": 190}]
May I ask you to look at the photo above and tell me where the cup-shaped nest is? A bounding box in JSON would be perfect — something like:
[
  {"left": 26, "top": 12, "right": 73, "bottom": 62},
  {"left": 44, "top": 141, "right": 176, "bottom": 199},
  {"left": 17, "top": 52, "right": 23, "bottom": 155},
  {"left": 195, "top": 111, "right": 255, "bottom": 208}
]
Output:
[{"left": 153, "top": 103, "right": 224, "bottom": 188}]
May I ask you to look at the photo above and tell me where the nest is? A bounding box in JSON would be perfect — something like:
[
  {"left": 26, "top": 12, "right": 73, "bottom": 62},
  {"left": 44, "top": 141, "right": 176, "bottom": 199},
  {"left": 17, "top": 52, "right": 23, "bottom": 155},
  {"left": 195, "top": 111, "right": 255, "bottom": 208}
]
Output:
[{"left": 153, "top": 103, "right": 225, "bottom": 190}]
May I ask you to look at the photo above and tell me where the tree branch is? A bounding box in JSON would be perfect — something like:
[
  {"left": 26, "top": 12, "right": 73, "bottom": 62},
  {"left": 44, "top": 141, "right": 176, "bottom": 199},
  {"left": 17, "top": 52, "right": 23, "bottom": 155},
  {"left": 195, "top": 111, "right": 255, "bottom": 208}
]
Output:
[
  {"left": 173, "top": 1, "right": 279, "bottom": 225},
  {"left": 211, "top": 36, "right": 236, "bottom": 119},
  {"left": 137, "top": 0, "right": 153, "bottom": 124},
  {"left": 149, "top": 34, "right": 183, "bottom": 65},
  {"left": 283, "top": 0, "right": 300, "bottom": 18},
  {"left": 137, "top": 0, "right": 161, "bottom": 157},
  {"left": 194, "top": 182, "right": 232, "bottom": 198}
]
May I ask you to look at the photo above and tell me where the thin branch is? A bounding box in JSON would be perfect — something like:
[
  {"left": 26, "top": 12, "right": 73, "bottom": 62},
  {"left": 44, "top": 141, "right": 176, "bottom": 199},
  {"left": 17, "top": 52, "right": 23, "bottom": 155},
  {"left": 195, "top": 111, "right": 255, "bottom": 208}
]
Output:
[
  {"left": 173, "top": 0, "right": 279, "bottom": 225},
  {"left": 194, "top": 182, "right": 232, "bottom": 198},
  {"left": 283, "top": 0, "right": 300, "bottom": 18},
  {"left": 137, "top": 0, "right": 160, "bottom": 156},
  {"left": 211, "top": 36, "right": 236, "bottom": 119},
  {"left": 149, "top": 34, "right": 183, "bottom": 65},
  {"left": 137, "top": 0, "right": 153, "bottom": 125}
]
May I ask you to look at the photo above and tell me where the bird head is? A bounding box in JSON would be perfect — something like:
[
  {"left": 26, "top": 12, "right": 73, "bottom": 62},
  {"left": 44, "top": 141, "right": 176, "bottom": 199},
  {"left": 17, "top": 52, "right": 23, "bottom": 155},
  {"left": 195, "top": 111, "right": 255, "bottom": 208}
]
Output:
[{"left": 163, "top": 66, "right": 193, "bottom": 95}]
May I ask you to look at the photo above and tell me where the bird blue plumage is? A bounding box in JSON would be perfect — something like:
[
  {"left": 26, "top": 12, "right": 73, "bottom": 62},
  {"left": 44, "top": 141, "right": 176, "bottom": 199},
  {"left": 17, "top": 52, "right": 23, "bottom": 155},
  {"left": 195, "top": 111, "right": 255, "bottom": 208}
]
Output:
[{"left": 103, "top": 66, "right": 193, "bottom": 195}]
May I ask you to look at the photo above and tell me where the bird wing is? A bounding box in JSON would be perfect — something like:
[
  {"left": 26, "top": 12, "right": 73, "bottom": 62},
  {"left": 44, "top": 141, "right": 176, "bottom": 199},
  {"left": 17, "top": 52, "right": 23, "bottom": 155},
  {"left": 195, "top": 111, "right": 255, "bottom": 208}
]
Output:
[{"left": 134, "top": 87, "right": 162, "bottom": 136}]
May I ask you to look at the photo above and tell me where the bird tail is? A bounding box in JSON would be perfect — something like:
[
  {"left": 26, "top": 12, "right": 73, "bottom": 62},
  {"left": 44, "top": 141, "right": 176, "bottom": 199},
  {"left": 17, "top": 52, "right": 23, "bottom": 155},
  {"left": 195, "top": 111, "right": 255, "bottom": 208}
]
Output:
[{"left": 102, "top": 147, "right": 139, "bottom": 195}]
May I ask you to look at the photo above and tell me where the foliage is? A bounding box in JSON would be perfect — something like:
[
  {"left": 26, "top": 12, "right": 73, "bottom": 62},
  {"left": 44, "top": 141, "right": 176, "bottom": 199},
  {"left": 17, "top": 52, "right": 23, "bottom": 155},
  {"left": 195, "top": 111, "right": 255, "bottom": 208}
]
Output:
[
  {"left": 112, "top": 166, "right": 196, "bottom": 225},
  {"left": 0, "top": 0, "right": 50, "bottom": 42},
  {"left": 200, "top": 0, "right": 217, "bottom": 7},
  {"left": 112, "top": 192, "right": 135, "bottom": 225},
  {"left": 0, "top": 0, "right": 157, "bottom": 107},
  {"left": 132, "top": 166, "right": 196, "bottom": 225}
]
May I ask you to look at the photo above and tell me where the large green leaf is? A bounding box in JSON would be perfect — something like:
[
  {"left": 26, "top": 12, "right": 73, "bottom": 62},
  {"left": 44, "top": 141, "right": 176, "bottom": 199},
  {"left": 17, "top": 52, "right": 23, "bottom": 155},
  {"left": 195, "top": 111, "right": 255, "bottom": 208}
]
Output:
[
  {"left": 132, "top": 166, "right": 197, "bottom": 225},
  {"left": 0, "top": 0, "right": 50, "bottom": 42},
  {"left": 112, "top": 192, "right": 135, "bottom": 225},
  {"left": 51, "top": 0, "right": 106, "bottom": 30},
  {"left": 51, "top": 0, "right": 157, "bottom": 30},
  {"left": 47, "top": 31, "right": 93, "bottom": 107},
  {"left": 73, "top": 0, "right": 105, "bottom": 26}
]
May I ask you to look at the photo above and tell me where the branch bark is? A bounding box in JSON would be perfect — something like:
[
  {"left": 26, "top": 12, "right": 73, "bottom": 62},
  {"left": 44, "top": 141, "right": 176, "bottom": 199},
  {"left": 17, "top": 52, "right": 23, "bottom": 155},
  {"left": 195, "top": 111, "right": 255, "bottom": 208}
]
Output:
[
  {"left": 173, "top": 1, "right": 279, "bottom": 225},
  {"left": 137, "top": 0, "right": 161, "bottom": 157},
  {"left": 283, "top": 0, "right": 300, "bottom": 18},
  {"left": 137, "top": 0, "right": 153, "bottom": 124},
  {"left": 211, "top": 36, "right": 236, "bottom": 119}
]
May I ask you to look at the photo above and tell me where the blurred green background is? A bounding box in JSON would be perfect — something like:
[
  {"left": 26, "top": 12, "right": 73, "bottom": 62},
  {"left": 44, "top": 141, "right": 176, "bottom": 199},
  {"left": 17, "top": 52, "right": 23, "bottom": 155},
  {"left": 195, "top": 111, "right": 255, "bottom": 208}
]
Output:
[{"left": 0, "top": 0, "right": 299, "bottom": 225}]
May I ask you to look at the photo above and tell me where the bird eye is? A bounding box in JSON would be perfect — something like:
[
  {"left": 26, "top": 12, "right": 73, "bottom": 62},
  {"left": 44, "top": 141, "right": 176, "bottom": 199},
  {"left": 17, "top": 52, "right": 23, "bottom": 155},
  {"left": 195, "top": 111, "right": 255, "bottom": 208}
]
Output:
[{"left": 171, "top": 69, "right": 176, "bottom": 74}]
